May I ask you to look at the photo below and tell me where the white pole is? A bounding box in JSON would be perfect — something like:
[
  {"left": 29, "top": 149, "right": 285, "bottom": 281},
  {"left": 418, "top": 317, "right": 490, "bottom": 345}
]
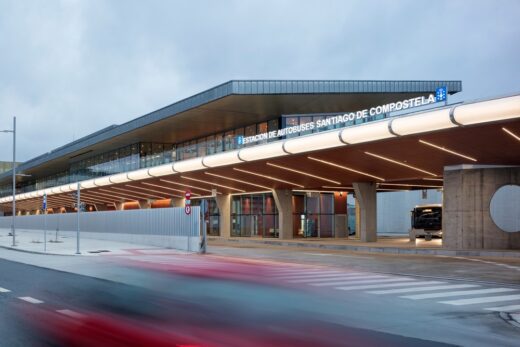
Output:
[
  {"left": 76, "top": 182, "right": 80, "bottom": 254},
  {"left": 43, "top": 193, "right": 47, "bottom": 252},
  {"left": 11, "top": 116, "right": 16, "bottom": 247}
]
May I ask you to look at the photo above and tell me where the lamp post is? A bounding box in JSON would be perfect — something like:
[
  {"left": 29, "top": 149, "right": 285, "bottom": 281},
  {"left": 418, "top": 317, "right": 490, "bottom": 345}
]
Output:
[{"left": 1, "top": 117, "right": 16, "bottom": 246}]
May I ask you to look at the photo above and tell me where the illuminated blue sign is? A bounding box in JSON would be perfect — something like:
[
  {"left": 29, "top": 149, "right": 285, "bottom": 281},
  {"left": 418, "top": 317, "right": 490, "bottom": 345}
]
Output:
[{"left": 435, "top": 86, "right": 447, "bottom": 102}]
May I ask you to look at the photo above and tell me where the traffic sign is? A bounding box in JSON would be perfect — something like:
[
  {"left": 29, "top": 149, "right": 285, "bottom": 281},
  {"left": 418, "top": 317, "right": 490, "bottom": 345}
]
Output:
[
  {"left": 185, "top": 205, "right": 191, "bottom": 215},
  {"left": 42, "top": 193, "right": 47, "bottom": 210}
]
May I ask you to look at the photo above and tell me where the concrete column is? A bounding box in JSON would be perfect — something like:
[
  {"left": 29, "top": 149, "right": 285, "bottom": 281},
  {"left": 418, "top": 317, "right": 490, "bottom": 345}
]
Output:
[
  {"left": 272, "top": 189, "right": 293, "bottom": 239},
  {"left": 114, "top": 202, "right": 124, "bottom": 211},
  {"left": 216, "top": 194, "right": 231, "bottom": 238},
  {"left": 138, "top": 200, "right": 151, "bottom": 209},
  {"left": 170, "top": 197, "right": 184, "bottom": 208},
  {"left": 353, "top": 182, "right": 377, "bottom": 242},
  {"left": 443, "top": 165, "right": 520, "bottom": 250}
]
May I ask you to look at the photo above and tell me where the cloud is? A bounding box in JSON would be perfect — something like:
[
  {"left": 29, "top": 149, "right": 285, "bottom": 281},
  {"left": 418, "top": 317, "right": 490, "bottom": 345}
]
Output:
[{"left": 0, "top": 0, "right": 519, "bottom": 161}]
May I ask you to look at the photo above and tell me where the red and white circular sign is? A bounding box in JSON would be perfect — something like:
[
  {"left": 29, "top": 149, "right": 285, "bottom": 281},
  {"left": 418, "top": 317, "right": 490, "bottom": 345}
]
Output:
[{"left": 185, "top": 205, "right": 191, "bottom": 215}]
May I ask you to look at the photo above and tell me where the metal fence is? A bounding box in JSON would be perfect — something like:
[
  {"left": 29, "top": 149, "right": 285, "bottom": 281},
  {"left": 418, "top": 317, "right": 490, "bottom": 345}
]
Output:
[{"left": 0, "top": 207, "right": 201, "bottom": 252}]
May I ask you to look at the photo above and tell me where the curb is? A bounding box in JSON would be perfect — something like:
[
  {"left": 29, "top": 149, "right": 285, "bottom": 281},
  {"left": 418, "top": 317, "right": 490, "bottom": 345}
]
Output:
[
  {"left": 208, "top": 237, "right": 520, "bottom": 259},
  {"left": 0, "top": 245, "right": 79, "bottom": 257}
]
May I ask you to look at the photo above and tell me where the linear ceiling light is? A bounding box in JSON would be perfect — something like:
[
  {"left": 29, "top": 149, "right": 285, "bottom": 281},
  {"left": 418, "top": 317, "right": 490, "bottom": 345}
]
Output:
[
  {"left": 503, "top": 127, "right": 520, "bottom": 142},
  {"left": 90, "top": 190, "right": 135, "bottom": 201},
  {"left": 379, "top": 183, "right": 442, "bottom": 188},
  {"left": 125, "top": 184, "right": 184, "bottom": 198},
  {"left": 422, "top": 178, "right": 444, "bottom": 181},
  {"left": 364, "top": 152, "right": 437, "bottom": 177},
  {"left": 266, "top": 162, "right": 341, "bottom": 185},
  {"left": 159, "top": 179, "right": 214, "bottom": 193},
  {"left": 321, "top": 186, "right": 354, "bottom": 190},
  {"left": 181, "top": 176, "right": 245, "bottom": 193},
  {"left": 204, "top": 172, "right": 271, "bottom": 190},
  {"left": 308, "top": 156, "right": 385, "bottom": 181},
  {"left": 141, "top": 182, "right": 198, "bottom": 196},
  {"left": 419, "top": 139, "right": 477, "bottom": 162},
  {"left": 81, "top": 192, "right": 122, "bottom": 203},
  {"left": 107, "top": 187, "right": 166, "bottom": 200},
  {"left": 233, "top": 168, "right": 305, "bottom": 188}
]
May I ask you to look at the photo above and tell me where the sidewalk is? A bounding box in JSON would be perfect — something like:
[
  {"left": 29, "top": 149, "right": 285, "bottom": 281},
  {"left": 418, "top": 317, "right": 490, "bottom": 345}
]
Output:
[
  {"left": 0, "top": 228, "right": 165, "bottom": 256},
  {"left": 208, "top": 236, "right": 520, "bottom": 258}
]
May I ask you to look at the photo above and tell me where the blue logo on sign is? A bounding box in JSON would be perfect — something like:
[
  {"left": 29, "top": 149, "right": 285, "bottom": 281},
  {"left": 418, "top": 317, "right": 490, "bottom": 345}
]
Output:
[
  {"left": 435, "top": 86, "right": 447, "bottom": 102},
  {"left": 237, "top": 136, "right": 243, "bottom": 145}
]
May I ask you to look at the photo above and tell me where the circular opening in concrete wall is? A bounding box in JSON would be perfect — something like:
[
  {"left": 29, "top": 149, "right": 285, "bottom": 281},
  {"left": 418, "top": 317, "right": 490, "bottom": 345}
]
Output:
[{"left": 490, "top": 184, "right": 520, "bottom": 233}]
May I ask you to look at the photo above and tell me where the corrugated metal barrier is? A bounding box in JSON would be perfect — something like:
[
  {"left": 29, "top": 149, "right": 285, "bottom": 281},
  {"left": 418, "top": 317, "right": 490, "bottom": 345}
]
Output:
[{"left": 0, "top": 207, "right": 201, "bottom": 252}]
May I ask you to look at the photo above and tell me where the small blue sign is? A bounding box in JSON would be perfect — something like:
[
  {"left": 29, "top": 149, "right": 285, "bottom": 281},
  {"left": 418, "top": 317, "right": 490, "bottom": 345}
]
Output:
[
  {"left": 42, "top": 194, "right": 47, "bottom": 209},
  {"left": 435, "top": 86, "right": 447, "bottom": 102},
  {"left": 237, "top": 136, "right": 243, "bottom": 145}
]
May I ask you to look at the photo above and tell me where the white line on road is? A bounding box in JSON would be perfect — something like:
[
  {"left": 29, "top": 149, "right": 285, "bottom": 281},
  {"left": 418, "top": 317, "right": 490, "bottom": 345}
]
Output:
[
  {"left": 18, "top": 297, "right": 44, "bottom": 304},
  {"left": 336, "top": 281, "right": 444, "bottom": 290},
  {"left": 440, "top": 294, "right": 520, "bottom": 306},
  {"left": 402, "top": 288, "right": 518, "bottom": 300},
  {"left": 368, "top": 284, "right": 478, "bottom": 295},
  {"left": 274, "top": 271, "right": 348, "bottom": 279},
  {"left": 289, "top": 275, "right": 388, "bottom": 283},
  {"left": 311, "top": 277, "right": 415, "bottom": 287},
  {"left": 485, "top": 304, "right": 520, "bottom": 312},
  {"left": 336, "top": 281, "right": 444, "bottom": 291},
  {"left": 0, "top": 287, "right": 11, "bottom": 293},
  {"left": 57, "top": 309, "right": 85, "bottom": 318},
  {"left": 273, "top": 271, "right": 345, "bottom": 277}
]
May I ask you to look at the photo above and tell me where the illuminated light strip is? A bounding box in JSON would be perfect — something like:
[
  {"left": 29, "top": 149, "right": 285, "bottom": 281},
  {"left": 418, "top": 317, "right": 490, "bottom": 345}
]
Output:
[
  {"left": 205, "top": 172, "right": 271, "bottom": 190},
  {"left": 503, "top": 127, "right": 520, "bottom": 142},
  {"left": 87, "top": 190, "right": 134, "bottom": 201},
  {"left": 308, "top": 156, "right": 385, "bottom": 181},
  {"left": 142, "top": 182, "right": 195, "bottom": 195},
  {"left": 419, "top": 139, "right": 477, "bottom": 162},
  {"left": 422, "top": 178, "right": 443, "bottom": 181},
  {"left": 377, "top": 188, "right": 408, "bottom": 191},
  {"left": 322, "top": 186, "right": 353, "bottom": 190},
  {"left": 105, "top": 187, "right": 166, "bottom": 200},
  {"left": 181, "top": 176, "right": 245, "bottom": 193},
  {"left": 266, "top": 162, "right": 341, "bottom": 185},
  {"left": 379, "top": 183, "right": 443, "bottom": 188},
  {"left": 125, "top": 184, "right": 184, "bottom": 198},
  {"left": 81, "top": 192, "right": 123, "bottom": 203},
  {"left": 159, "top": 179, "right": 214, "bottom": 193},
  {"left": 53, "top": 195, "right": 111, "bottom": 205},
  {"left": 233, "top": 168, "right": 305, "bottom": 188},
  {"left": 364, "top": 152, "right": 437, "bottom": 177}
]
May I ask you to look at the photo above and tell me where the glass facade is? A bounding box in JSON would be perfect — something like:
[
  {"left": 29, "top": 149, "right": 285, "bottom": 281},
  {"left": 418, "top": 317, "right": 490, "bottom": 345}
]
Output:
[
  {"left": 231, "top": 193, "right": 279, "bottom": 237},
  {"left": 0, "top": 107, "right": 390, "bottom": 198},
  {"left": 293, "top": 192, "right": 335, "bottom": 238},
  {"left": 192, "top": 198, "right": 220, "bottom": 236}
]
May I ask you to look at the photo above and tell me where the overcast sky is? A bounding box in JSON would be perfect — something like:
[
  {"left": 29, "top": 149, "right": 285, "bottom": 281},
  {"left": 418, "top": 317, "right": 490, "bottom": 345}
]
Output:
[{"left": 0, "top": 0, "right": 519, "bottom": 162}]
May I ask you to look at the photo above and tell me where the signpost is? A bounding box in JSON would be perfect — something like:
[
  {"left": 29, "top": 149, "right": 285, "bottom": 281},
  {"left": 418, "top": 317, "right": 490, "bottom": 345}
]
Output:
[
  {"left": 76, "top": 183, "right": 80, "bottom": 255},
  {"left": 184, "top": 191, "right": 191, "bottom": 215},
  {"left": 43, "top": 193, "right": 47, "bottom": 252}
]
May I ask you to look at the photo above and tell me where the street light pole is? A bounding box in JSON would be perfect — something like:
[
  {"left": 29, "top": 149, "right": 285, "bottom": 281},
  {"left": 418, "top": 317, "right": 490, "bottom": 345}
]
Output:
[
  {"left": 11, "top": 117, "right": 16, "bottom": 247},
  {"left": 1, "top": 117, "right": 16, "bottom": 246}
]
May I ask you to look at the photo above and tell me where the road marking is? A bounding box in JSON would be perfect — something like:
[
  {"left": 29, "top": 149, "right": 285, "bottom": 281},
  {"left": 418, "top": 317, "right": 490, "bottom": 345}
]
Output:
[
  {"left": 275, "top": 271, "right": 348, "bottom": 279},
  {"left": 402, "top": 288, "right": 518, "bottom": 300},
  {"left": 282, "top": 272, "right": 369, "bottom": 280},
  {"left": 311, "top": 277, "right": 415, "bottom": 287},
  {"left": 57, "top": 309, "right": 85, "bottom": 318},
  {"left": 289, "top": 275, "right": 388, "bottom": 283},
  {"left": 273, "top": 271, "right": 344, "bottom": 277},
  {"left": 287, "top": 275, "right": 391, "bottom": 283},
  {"left": 368, "top": 284, "right": 477, "bottom": 295},
  {"left": 0, "top": 287, "right": 11, "bottom": 293},
  {"left": 18, "top": 297, "right": 44, "bottom": 304},
  {"left": 485, "top": 304, "right": 520, "bottom": 312},
  {"left": 336, "top": 281, "right": 444, "bottom": 291},
  {"left": 440, "top": 294, "right": 520, "bottom": 306}
]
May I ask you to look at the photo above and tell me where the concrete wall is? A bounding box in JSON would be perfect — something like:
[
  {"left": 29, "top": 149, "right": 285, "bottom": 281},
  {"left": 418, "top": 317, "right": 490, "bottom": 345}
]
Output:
[{"left": 443, "top": 166, "right": 520, "bottom": 250}]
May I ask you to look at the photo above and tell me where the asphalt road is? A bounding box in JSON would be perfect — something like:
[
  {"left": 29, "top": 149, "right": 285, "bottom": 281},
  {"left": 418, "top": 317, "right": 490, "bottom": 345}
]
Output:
[{"left": 0, "top": 247, "right": 519, "bottom": 346}]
